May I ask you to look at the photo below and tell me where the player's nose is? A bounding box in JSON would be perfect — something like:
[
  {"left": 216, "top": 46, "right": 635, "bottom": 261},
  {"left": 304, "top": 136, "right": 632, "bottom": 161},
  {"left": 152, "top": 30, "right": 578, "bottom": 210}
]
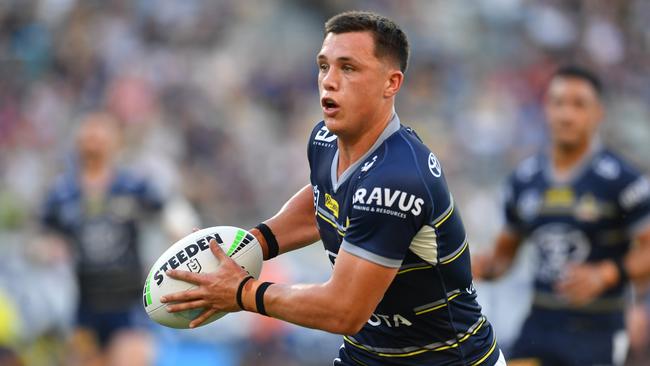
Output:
[{"left": 320, "top": 68, "right": 340, "bottom": 91}]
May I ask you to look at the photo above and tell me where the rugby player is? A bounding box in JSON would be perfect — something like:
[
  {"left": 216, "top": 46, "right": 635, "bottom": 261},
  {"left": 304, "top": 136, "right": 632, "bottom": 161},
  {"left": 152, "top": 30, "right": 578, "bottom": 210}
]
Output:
[
  {"left": 163, "top": 11, "right": 505, "bottom": 365},
  {"left": 42, "top": 113, "right": 164, "bottom": 365},
  {"left": 473, "top": 65, "right": 650, "bottom": 366}
]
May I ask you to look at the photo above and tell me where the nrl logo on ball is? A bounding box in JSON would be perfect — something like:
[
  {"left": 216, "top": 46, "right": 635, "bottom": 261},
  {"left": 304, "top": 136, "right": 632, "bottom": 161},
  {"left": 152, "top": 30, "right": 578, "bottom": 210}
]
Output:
[{"left": 187, "top": 258, "right": 202, "bottom": 273}]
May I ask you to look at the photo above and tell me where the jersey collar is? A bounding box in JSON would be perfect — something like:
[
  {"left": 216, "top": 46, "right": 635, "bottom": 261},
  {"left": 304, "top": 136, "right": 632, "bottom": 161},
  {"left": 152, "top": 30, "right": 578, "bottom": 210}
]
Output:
[
  {"left": 543, "top": 137, "right": 604, "bottom": 185},
  {"left": 330, "top": 113, "right": 401, "bottom": 192}
]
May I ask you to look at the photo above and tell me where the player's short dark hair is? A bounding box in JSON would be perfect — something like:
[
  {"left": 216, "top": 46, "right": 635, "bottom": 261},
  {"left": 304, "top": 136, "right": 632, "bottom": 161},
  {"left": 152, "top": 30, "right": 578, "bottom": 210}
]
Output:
[
  {"left": 552, "top": 65, "right": 603, "bottom": 97},
  {"left": 324, "top": 11, "right": 409, "bottom": 73}
]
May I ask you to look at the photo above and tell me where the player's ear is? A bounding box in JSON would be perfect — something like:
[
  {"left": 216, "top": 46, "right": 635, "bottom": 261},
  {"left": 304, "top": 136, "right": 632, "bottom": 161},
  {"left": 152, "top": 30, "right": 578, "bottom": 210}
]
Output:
[{"left": 384, "top": 69, "right": 404, "bottom": 98}]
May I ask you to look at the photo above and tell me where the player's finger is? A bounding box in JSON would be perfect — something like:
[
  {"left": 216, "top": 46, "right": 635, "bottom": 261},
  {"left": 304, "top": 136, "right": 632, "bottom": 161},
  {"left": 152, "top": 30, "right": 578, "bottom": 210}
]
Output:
[
  {"left": 554, "top": 278, "right": 577, "bottom": 296},
  {"left": 209, "top": 239, "right": 229, "bottom": 262},
  {"left": 166, "top": 269, "right": 204, "bottom": 284},
  {"left": 165, "top": 299, "right": 208, "bottom": 313},
  {"left": 190, "top": 308, "right": 218, "bottom": 328},
  {"left": 160, "top": 287, "right": 203, "bottom": 303}
]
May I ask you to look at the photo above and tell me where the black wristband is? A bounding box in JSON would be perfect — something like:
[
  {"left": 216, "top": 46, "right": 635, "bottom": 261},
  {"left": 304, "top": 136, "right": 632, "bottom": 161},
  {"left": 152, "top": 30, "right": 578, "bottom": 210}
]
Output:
[
  {"left": 236, "top": 275, "right": 254, "bottom": 310},
  {"left": 614, "top": 258, "right": 629, "bottom": 285},
  {"left": 255, "top": 281, "right": 274, "bottom": 316},
  {"left": 254, "top": 223, "right": 279, "bottom": 260}
]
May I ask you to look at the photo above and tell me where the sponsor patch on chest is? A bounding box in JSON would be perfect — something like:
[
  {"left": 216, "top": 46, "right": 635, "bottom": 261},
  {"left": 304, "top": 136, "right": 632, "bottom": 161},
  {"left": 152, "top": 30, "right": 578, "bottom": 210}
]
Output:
[{"left": 353, "top": 187, "right": 424, "bottom": 217}]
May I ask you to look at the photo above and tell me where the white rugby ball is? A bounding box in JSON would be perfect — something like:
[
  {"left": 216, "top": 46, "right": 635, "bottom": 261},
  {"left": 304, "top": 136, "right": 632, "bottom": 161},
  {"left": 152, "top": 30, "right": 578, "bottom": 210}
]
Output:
[{"left": 143, "top": 226, "right": 263, "bottom": 328}]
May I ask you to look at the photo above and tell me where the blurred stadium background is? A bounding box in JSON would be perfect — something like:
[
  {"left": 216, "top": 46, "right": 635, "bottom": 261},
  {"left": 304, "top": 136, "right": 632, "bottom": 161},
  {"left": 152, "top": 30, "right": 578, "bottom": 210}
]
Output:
[{"left": 1, "top": 0, "right": 649, "bottom": 365}]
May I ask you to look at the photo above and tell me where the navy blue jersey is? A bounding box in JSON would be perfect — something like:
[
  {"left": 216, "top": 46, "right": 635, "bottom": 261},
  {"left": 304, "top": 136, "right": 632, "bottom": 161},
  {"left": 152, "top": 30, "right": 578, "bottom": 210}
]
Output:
[
  {"left": 42, "top": 166, "right": 163, "bottom": 311},
  {"left": 308, "top": 115, "right": 498, "bottom": 366},
  {"left": 504, "top": 145, "right": 650, "bottom": 328}
]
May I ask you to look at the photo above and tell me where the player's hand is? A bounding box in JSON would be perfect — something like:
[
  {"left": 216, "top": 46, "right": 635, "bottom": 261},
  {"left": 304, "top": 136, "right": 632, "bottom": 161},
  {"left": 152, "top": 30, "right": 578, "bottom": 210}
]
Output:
[
  {"left": 555, "top": 261, "right": 617, "bottom": 306},
  {"left": 471, "top": 253, "right": 508, "bottom": 281},
  {"left": 471, "top": 254, "right": 492, "bottom": 280},
  {"left": 160, "top": 239, "right": 249, "bottom": 328}
]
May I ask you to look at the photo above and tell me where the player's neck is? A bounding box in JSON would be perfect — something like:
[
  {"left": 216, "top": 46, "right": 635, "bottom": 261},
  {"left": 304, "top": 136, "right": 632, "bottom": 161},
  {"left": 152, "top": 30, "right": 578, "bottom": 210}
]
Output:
[
  {"left": 336, "top": 110, "right": 393, "bottom": 177},
  {"left": 80, "top": 158, "right": 112, "bottom": 189},
  {"left": 551, "top": 139, "right": 592, "bottom": 176}
]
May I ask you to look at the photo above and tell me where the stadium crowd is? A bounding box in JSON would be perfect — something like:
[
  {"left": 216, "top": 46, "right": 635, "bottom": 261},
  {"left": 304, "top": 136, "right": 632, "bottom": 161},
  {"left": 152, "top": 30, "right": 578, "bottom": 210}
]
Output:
[{"left": 0, "top": 0, "right": 649, "bottom": 365}]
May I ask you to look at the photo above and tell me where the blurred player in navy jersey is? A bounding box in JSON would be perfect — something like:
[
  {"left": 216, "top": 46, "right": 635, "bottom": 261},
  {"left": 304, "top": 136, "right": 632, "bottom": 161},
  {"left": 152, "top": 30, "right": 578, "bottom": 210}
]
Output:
[
  {"left": 41, "top": 112, "right": 164, "bottom": 366},
  {"left": 162, "top": 11, "right": 505, "bottom": 366},
  {"left": 473, "top": 65, "right": 650, "bottom": 366}
]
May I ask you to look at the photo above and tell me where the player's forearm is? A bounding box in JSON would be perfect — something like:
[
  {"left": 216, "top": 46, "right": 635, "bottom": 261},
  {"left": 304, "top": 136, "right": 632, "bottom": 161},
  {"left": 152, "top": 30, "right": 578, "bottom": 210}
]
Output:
[
  {"left": 241, "top": 280, "right": 366, "bottom": 335},
  {"left": 476, "top": 230, "right": 521, "bottom": 280},
  {"left": 624, "top": 228, "right": 650, "bottom": 281},
  {"left": 597, "top": 229, "right": 650, "bottom": 288},
  {"left": 251, "top": 184, "right": 320, "bottom": 259}
]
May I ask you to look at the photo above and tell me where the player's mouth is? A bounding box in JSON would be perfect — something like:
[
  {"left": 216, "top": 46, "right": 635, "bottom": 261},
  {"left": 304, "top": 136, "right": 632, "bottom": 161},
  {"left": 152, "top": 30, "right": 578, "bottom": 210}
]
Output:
[{"left": 321, "top": 97, "right": 340, "bottom": 117}]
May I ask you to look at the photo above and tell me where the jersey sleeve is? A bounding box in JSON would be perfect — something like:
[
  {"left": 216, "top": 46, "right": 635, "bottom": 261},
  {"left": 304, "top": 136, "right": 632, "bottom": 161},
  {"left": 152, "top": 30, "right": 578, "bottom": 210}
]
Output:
[
  {"left": 619, "top": 174, "right": 650, "bottom": 236},
  {"left": 341, "top": 174, "right": 429, "bottom": 268},
  {"left": 503, "top": 175, "right": 524, "bottom": 234},
  {"left": 137, "top": 178, "right": 165, "bottom": 211},
  {"left": 40, "top": 184, "right": 64, "bottom": 233}
]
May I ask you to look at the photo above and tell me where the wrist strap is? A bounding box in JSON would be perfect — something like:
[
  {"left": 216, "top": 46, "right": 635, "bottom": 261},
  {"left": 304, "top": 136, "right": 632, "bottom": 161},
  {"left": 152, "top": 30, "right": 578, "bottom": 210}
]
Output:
[
  {"left": 255, "top": 281, "right": 274, "bottom": 316},
  {"left": 614, "top": 258, "right": 629, "bottom": 285},
  {"left": 236, "top": 276, "right": 254, "bottom": 310},
  {"left": 254, "top": 223, "right": 279, "bottom": 260}
]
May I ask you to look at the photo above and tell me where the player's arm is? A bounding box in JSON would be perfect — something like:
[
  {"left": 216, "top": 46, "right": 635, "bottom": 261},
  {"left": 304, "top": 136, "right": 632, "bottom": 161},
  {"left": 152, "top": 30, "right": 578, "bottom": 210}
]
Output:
[
  {"left": 472, "top": 229, "right": 522, "bottom": 280},
  {"left": 250, "top": 184, "right": 321, "bottom": 260},
  {"left": 473, "top": 175, "right": 525, "bottom": 281},
  {"left": 592, "top": 226, "right": 650, "bottom": 287},
  {"left": 622, "top": 226, "right": 650, "bottom": 281},
  {"left": 244, "top": 248, "right": 395, "bottom": 334},
  {"left": 614, "top": 175, "right": 650, "bottom": 283},
  {"left": 557, "top": 171, "right": 650, "bottom": 305},
  {"left": 556, "top": 226, "right": 650, "bottom": 306},
  {"left": 162, "top": 241, "right": 396, "bottom": 334}
]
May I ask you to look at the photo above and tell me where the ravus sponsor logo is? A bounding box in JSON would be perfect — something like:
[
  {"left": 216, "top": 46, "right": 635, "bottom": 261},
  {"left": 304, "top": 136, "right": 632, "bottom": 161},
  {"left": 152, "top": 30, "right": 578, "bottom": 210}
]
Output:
[{"left": 353, "top": 187, "right": 424, "bottom": 217}]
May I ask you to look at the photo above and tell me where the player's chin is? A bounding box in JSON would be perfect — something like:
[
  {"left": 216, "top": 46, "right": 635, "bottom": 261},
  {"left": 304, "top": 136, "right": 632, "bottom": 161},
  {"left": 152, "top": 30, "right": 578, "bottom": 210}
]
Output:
[
  {"left": 553, "top": 135, "right": 581, "bottom": 150},
  {"left": 323, "top": 116, "right": 345, "bottom": 134}
]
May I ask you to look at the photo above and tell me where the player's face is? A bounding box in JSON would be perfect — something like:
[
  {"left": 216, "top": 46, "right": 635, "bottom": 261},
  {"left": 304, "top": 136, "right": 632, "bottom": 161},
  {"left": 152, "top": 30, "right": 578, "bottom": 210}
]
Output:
[
  {"left": 77, "top": 116, "right": 119, "bottom": 164},
  {"left": 544, "top": 77, "right": 603, "bottom": 151},
  {"left": 317, "top": 31, "right": 395, "bottom": 138}
]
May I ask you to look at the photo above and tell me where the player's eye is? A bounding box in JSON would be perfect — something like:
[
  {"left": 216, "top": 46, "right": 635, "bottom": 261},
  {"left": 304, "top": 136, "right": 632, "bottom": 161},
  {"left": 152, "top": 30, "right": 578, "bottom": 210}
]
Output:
[
  {"left": 574, "top": 99, "right": 587, "bottom": 109},
  {"left": 342, "top": 64, "right": 354, "bottom": 72},
  {"left": 319, "top": 63, "right": 329, "bottom": 72}
]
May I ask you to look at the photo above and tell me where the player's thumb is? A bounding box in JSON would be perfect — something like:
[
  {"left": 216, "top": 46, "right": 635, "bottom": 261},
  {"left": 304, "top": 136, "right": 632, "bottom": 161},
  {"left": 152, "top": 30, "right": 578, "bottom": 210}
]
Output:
[{"left": 209, "top": 239, "right": 228, "bottom": 262}]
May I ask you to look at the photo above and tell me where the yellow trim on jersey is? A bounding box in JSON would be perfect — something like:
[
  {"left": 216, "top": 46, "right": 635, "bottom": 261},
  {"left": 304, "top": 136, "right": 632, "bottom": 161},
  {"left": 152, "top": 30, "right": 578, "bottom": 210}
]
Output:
[
  {"left": 317, "top": 212, "right": 346, "bottom": 236},
  {"left": 397, "top": 265, "right": 433, "bottom": 275},
  {"left": 440, "top": 240, "right": 469, "bottom": 265},
  {"left": 350, "top": 355, "right": 369, "bottom": 366},
  {"left": 434, "top": 204, "right": 455, "bottom": 228},
  {"left": 344, "top": 337, "right": 430, "bottom": 358},
  {"left": 507, "top": 358, "right": 541, "bottom": 366},
  {"left": 470, "top": 336, "right": 497, "bottom": 366},
  {"left": 433, "top": 316, "right": 486, "bottom": 352},
  {"left": 415, "top": 292, "right": 462, "bottom": 315},
  {"left": 343, "top": 316, "right": 487, "bottom": 358}
]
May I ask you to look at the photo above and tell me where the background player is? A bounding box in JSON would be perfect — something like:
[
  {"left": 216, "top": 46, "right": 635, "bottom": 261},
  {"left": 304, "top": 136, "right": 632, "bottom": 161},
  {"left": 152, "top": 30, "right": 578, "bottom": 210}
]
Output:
[
  {"left": 41, "top": 112, "right": 164, "bottom": 366},
  {"left": 162, "top": 11, "right": 505, "bottom": 366},
  {"left": 473, "top": 65, "right": 650, "bottom": 366}
]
